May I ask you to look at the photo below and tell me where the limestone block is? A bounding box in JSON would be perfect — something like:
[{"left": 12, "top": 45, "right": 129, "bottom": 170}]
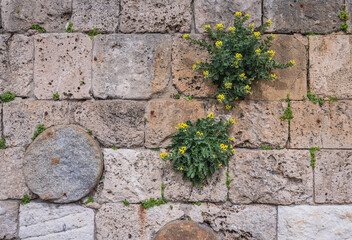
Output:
[
  {"left": 309, "top": 35, "right": 352, "bottom": 98},
  {"left": 249, "top": 34, "right": 308, "bottom": 100},
  {"left": 194, "top": 0, "right": 261, "bottom": 33},
  {"left": 145, "top": 99, "right": 205, "bottom": 148},
  {"left": 120, "top": 0, "right": 192, "bottom": 33},
  {"left": 347, "top": 0, "right": 352, "bottom": 34},
  {"left": 93, "top": 34, "right": 171, "bottom": 99},
  {"left": 70, "top": 100, "right": 145, "bottom": 148},
  {"left": 264, "top": 0, "right": 343, "bottom": 34},
  {"left": 229, "top": 149, "right": 313, "bottom": 204},
  {"left": 189, "top": 203, "right": 277, "bottom": 240},
  {"left": 3, "top": 100, "right": 70, "bottom": 147},
  {"left": 278, "top": 205, "right": 352, "bottom": 240},
  {"left": 19, "top": 202, "right": 95, "bottom": 239},
  {"left": 34, "top": 33, "right": 92, "bottom": 100},
  {"left": 315, "top": 150, "right": 352, "bottom": 203},
  {"left": 290, "top": 101, "right": 352, "bottom": 148},
  {"left": 98, "top": 149, "right": 164, "bottom": 203},
  {"left": 0, "top": 201, "right": 19, "bottom": 240},
  {"left": 1, "top": 0, "right": 72, "bottom": 32},
  {"left": 71, "top": 0, "right": 120, "bottom": 33},
  {"left": 0, "top": 34, "right": 34, "bottom": 97}
]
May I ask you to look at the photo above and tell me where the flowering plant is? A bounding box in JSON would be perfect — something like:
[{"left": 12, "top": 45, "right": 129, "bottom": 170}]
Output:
[
  {"left": 183, "top": 12, "right": 295, "bottom": 109},
  {"left": 160, "top": 113, "right": 236, "bottom": 187}
]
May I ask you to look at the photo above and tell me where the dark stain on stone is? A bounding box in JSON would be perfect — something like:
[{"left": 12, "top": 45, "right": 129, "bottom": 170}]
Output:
[
  {"left": 94, "top": 56, "right": 98, "bottom": 61},
  {"left": 316, "top": 119, "right": 321, "bottom": 124},
  {"left": 51, "top": 157, "right": 60, "bottom": 166}
]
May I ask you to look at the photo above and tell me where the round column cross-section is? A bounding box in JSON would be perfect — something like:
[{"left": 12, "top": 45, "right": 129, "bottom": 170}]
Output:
[{"left": 23, "top": 125, "right": 103, "bottom": 203}]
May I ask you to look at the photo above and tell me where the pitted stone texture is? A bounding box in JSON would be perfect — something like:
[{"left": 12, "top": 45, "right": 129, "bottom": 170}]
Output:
[
  {"left": 3, "top": 100, "right": 70, "bottom": 147},
  {"left": 278, "top": 205, "right": 352, "bottom": 240},
  {"left": 229, "top": 149, "right": 313, "bottom": 205},
  {"left": 19, "top": 202, "right": 95, "bottom": 240},
  {"left": 189, "top": 203, "right": 277, "bottom": 240},
  {"left": 315, "top": 150, "right": 352, "bottom": 203},
  {"left": 120, "top": 0, "right": 192, "bottom": 33},
  {"left": 290, "top": 101, "right": 352, "bottom": 148},
  {"left": 96, "top": 203, "right": 184, "bottom": 240},
  {"left": 145, "top": 99, "right": 205, "bottom": 148},
  {"left": 71, "top": 100, "right": 145, "bottom": 148},
  {"left": 34, "top": 33, "right": 92, "bottom": 100},
  {"left": 98, "top": 149, "right": 164, "bottom": 203},
  {"left": 264, "top": 0, "right": 343, "bottom": 34},
  {"left": 0, "top": 148, "right": 30, "bottom": 200},
  {"left": 249, "top": 34, "right": 308, "bottom": 100},
  {"left": 172, "top": 35, "right": 217, "bottom": 98},
  {"left": 93, "top": 34, "right": 171, "bottom": 99},
  {"left": 348, "top": 1, "right": 352, "bottom": 34},
  {"left": 0, "top": 201, "right": 18, "bottom": 239},
  {"left": 194, "top": 0, "right": 261, "bottom": 33},
  {"left": 1, "top": 0, "right": 72, "bottom": 32},
  {"left": 155, "top": 221, "right": 218, "bottom": 240},
  {"left": 0, "top": 34, "right": 33, "bottom": 97},
  {"left": 24, "top": 125, "right": 102, "bottom": 203},
  {"left": 71, "top": 0, "right": 120, "bottom": 33},
  {"left": 309, "top": 35, "right": 352, "bottom": 99}
]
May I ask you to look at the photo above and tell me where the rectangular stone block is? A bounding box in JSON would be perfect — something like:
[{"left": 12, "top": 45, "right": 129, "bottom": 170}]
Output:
[
  {"left": 264, "top": 0, "right": 343, "bottom": 34},
  {"left": 34, "top": 33, "right": 92, "bottom": 100},
  {"left": 309, "top": 35, "right": 352, "bottom": 98},
  {"left": 315, "top": 150, "right": 352, "bottom": 203},
  {"left": 0, "top": 201, "right": 19, "bottom": 240},
  {"left": 0, "top": 34, "right": 34, "bottom": 97},
  {"left": 278, "top": 205, "right": 352, "bottom": 240},
  {"left": 290, "top": 101, "right": 352, "bottom": 148},
  {"left": 249, "top": 34, "right": 308, "bottom": 100},
  {"left": 70, "top": 100, "right": 145, "bottom": 148},
  {"left": 347, "top": 0, "right": 352, "bottom": 34},
  {"left": 1, "top": 0, "right": 72, "bottom": 32},
  {"left": 93, "top": 34, "right": 171, "bottom": 99},
  {"left": 194, "top": 0, "right": 261, "bottom": 33},
  {"left": 0, "top": 148, "right": 30, "bottom": 200},
  {"left": 145, "top": 99, "right": 205, "bottom": 148},
  {"left": 229, "top": 149, "right": 313, "bottom": 205},
  {"left": 3, "top": 100, "right": 70, "bottom": 148},
  {"left": 71, "top": 0, "right": 120, "bottom": 33},
  {"left": 189, "top": 203, "right": 276, "bottom": 240}
]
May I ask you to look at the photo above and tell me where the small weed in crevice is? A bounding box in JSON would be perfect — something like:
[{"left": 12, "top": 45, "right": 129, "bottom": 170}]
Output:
[
  {"left": 53, "top": 92, "right": 59, "bottom": 101},
  {"left": 123, "top": 199, "right": 130, "bottom": 206},
  {"left": 112, "top": 146, "right": 118, "bottom": 150},
  {"left": 329, "top": 97, "right": 338, "bottom": 102},
  {"left": 226, "top": 171, "right": 231, "bottom": 190},
  {"left": 152, "top": 148, "right": 160, "bottom": 151},
  {"left": 174, "top": 93, "right": 181, "bottom": 99},
  {"left": 185, "top": 95, "right": 194, "bottom": 101},
  {"left": 21, "top": 194, "right": 31, "bottom": 205},
  {"left": 276, "top": 146, "right": 286, "bottom": 150},
  {"left": 85, "top": 196, "right": 94, "bottom": 205},
  {"left": 66, "top": 22, "right": 74, "bottom": 33},
  {"left": 309, "top": 147, "right": 320, "bottom": 169},
  {"left": 141, "top": 197, "right": 167, "bottom": 209},
  {"left": 261, "top": 145, "right": 273, "bottom": 150},
  {"left": 1, "top": 91, "right": 16, "bottom": 102},
  {"left": 307, "top": 90, "right": 324, "bottom": 106},
  {"left": 16, "top": 9, "right": 20, "bottom": 14},
  {"left": 169, "top": 205, "right": 173, "bottom": 210},
  {"left": 86, "top": 27, "right": 101, "bottom": 40},
  {"left": 30, "top": 24, "right": 46, "bottom": 33},
  {"left": 280, "top": 93, "right": 293, "bottom": 126},
  {"left": 161, "top": 183, "right": 166, "bottom": 198},
  {"left": 87, "top": 129, "right": 93, "bottom": 135},
  {"left": 339, "top": 4, "right": 349, "bottom": 33},
  {"left": 31, "top": 124, "right": 47, "bottom": 141},
  {"left": 201, "top": 211, "right": 205, "bottom": 216},
  {"left": 144, "top": 117, "right": 148, "bottom": 123},
  {"left": 192, "top": 201, "right": 201, "bottom": 206},
  {"left": 0, "top": 137, "right": 6, "bottom": 149}
]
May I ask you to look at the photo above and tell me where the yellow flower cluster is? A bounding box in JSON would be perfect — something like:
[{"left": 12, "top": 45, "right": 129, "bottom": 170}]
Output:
[
  {"left": 225, "top": 82, "right": 232, "bottom": 89},
  {"left": 183, "top": 34, "right": 189, "bottom": 39},
  {"left": 218, "top": 163, "right": 222, "bottom": 167},
  {"left": 254, "top": 32, "right": 261, "bottom": 39},
  {"left": 249, "top": 23, "right": 255, "bottom": 28},
  {"left": 255, "top": 48, "right": 261, "bottom": 55},
  {"left": 207, "top": 112, "right": 214, "bottom": 118},
  {"left": 267, "top": 50, "right": 275, "bottom": 61},
  {"left": 270, "top": 33, "right": 276, "bottom": 39},
  {"left": 216, "top": 23, "right": 224, "bottom": 30},
  {"left": 215, "top": 41, "right": 223, "bottom": 47},
  {"left": 271, "top": 73, "right": 278, "bottom": 80},
  {"left": 196, "top": 131, "right": 204, "bottom": 136},
  {"left": 179, "top": 146, "right": 186, "bottom": 154},
  {"left": 220, "top": 144, "right": 228, "bottom": 151},
  {"left": 290, "top": 60, "right": 296, "bottom": 66},
  {"left": 217, "top": 94, "right": 225, "bottom": 102},
  {"left": 240, "top": 73, "right": 247, "bottom": 79},
  {"left": 234, "top": 61, "right": 239, "bottom": 68},
  {"left": 231, "top": 149, "right": 236, "bottom": 153},
  {"left": 160, "top": 151, "right": 168, "bottom": 159},
  {"left": 229, "top": 26, "right": 236, "bottom": 31},
  {"left": 235, "top": 12, "right": 242, "bottom": 16},
  {"left": 245, "top": 13, "right": 251, "bottom": 18},
  {"left": 203, "top": 25, "right": 210, "bottom": 30},
  {"left": 192, "top": 64, "right": 197, "bottom": 70},
  {"left": 230, "top": 137, "right": 235, "bottom": 141},
  {"left": 179, "top": 167, "right": 184, "bottom": 171},
  {"left": 226, "top": 105, "right": 232, "bottom": 110},
  {"left": 266, "top": 19, "right": 273, "bottom": 26},
  {"left": 175, "top": 123, "right": 188, "bottom": 130},
  {"left": 203, "top": 71, "right": 209, "bottom": 78},
  {"left": 244, "top": 85, "right": 252, "bottom": 94},
  {"left": 229, "top": 118, "right": 236, "bottom": 124},
  {"left": 236, "top": 53, "right": 243, "bottom": 60}
]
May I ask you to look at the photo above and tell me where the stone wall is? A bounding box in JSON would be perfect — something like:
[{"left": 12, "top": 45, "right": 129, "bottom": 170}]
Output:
[{"left": 0, "top": 0, "right": 352, "bottom": 239}]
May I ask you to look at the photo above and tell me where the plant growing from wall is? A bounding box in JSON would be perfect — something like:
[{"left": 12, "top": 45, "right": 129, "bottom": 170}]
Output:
[
  {"left": 31, "top": 124, "right": 47, "bottom": 141},
  {"left": 30, "top": 25, "right": 46, "bottom": 33},
  {"left": 183, "top": 13, "right": 295, "bottom": 108},
  {"left": 66, "top": 22, "right": 74, "bottom": 33},
  {"left": 21, "top": 194, "right": 31, "bottom": 205},
  {"left": 1, "top": 91, "right": 16, "bottom": 102},
  {"left": 0, "top": 137, "right": 6, "bottom": 149},
  {"left": 280, "top": 94, "right": 293, "bottom": 126},
  {"left": 307, "top": 90, "right": 324, "bottom": 106},
  {"left": 53, "top": 92, "right": 60, "bottom": 101},
  {"left": 160, "top": 113, "right": 236, "bottom": 187},
  {"left": 339, "top": 4, "right": 349, "bottom": 33},
  {"left": 309, "top": 147, "right": 320, "bottom": 169},
  {"left": 86, "top": 27, "right": 101, "bottom": 40}
]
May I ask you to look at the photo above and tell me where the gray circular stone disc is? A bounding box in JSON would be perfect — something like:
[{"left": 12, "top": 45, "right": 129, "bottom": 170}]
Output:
[{"left": 24, "top": 125, "right": 103, "bottom": 203}]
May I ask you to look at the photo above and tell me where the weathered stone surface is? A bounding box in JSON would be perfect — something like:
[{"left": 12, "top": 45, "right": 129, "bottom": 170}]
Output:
[
  {"left": 71, "top": 0, "right": 120, "bottom": 33},
  {"left": 0, "top": 201, "right": 19, "bottom": 239},
  {"left": 120, "top": 0, "right": 192, "bottom": 33},
  {"left": 315, "top": 150, "right": 352, "bottom": 203},
  {"left": 1, "top": 0, "right": 72, "bottom": 32},
  {"left": 278, "top": 205, "right": 352, "bottom": 240},
  {"left": 249, "top": 34, "right": 308, "bottom": 100},
  {"left": 208, "top": 101, "right": 288, "bottom": 148},
  {"left": 3, "top": 100, "right": 70, "bottom": 147},
  {"left": 348, "top": 0, "right": 352, "bottom": 34},
  {"left": 71, "top": 100, "right": 145, "bottom": 147},
  {"left": 24, "top": 125, "right": 103, "bottom": 203},
  {"left": 189, "top": 203, "right": 277, "bottom": 240},
  {"left": 93, "top": 34, "right": 171, "bottom": 99},
  {"left": 194, "top": 0, "right": 261, "bottom": 33},
  {"left": 96, "top": 203, "right": 184, "bottom": 240},
  {"left": 172, "top": 35, "right": 217, "bottom": 98},
  {"left": 145, "top": 99, "right": 205, "bottom": 148},
  {"left": 155, "top": 221, "right": 218, "bottom": 240},
  {"left": 19, "top": 202, "right": 95, "bottom": 240},
  {"left": 98, "top": 149, "right": 164, "bottom": 203},
  {"left": 264, "top": 0, "right": 343, "bottom": 34},
  {"left": 0, "top": 148, "right": 30, "bottom": 200},
  {"left": 0, "top": 34, "right": 34, "bottom": 97},
  {"left": 309, "top": 35, "right": 352, "bottom": 98},
  {"left": 229, "top": 149, "right": 313, "bottom": 204},
  {"left": 34, "top": 33, "right": 92, "bottom": 100},
  {"left": 290, "top": 101, "right": 352, "bottom": 148}
]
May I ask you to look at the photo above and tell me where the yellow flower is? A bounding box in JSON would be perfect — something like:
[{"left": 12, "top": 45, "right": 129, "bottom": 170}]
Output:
[
  {"left": 230, "top": 137, "right": 235, "bottom": 141},
  {"left": 267, "top": 50, "right": 275, "bottom": 57},
  {"left": 232, "top": 149, "right": 236, "bottom": 153},
  {"left": 266, "top": 19, "right": 273, "bottom": 26},
  {"left": 249, "top": 23, "right": 255, "bottom": 28},
  {"left": 226, "top": 105, "right": 232, "bottom": 110},
  {"left": 225, "top": 82, "right": 232, "bottom": 89},
  {"left": 203, "top": 25, "right": 210, "bottom": 30},
  {"left": 160, "top": 151, "right": 168, "bottom": 159},
  {"left": 220, "top": 144, "right": 225, "bottom": 148},
  {"left": 234, "top": 61, "right": 239, "bottom": 68},
  {"left": 213, "top": 155, "right": 216, "bottom": 158},
  {"left": 175, "top": 127, "right": 178, "bottom": 130},
  {"left": 192, "top": 64, "right": 197, "bottom": 70},
  {"left": 182, "top": 146, "right": 186, "bottom": 150},
  {"left": 270, "top": 33, "right": 276, "bottom": 39},
  {"left": 229, "top": 118, "right": 236, "bottom": 124},
  {"left": 235, "top": 12, "right": 242, "bottom": 16},
  {"left": 200, "top": 133, "right": 203, "bottom": 136},
  {"left": 183, "top": 34, "right": 189, "bottom": 39},
  {"left": 216, "top": 23, "right": 224, "bottom": 30},
  {"left": 179, "top": 149, "right": 185, "bottom": 154},
  {"left": 254, "top": 32, "right": 261, "bottom": 38},
  {"left": 245, "top": 85, "right": 251, "bottom": 90},
  {"left": 245, "top": 13, "right": 251, "bottom": 18},
  {"left": 196, "top": 131, "right": 200, "bottom": 135},
  {"left": 255, "top": 48, "right": 261, "bottom": 55},
  {"left": 203, "top": 71, "right": 209, "bottom": 77},
  {"left": 240, "top": 73, "right": 247, "bottom": 79},
  {"left": 271, "top": 73, "right": 278, "bottom": 80},
  {"left": 207, "top": 112, "right": 214, "bottom": 119},
  {"left": 236, "top": 53, "right": 243, "bottom": 60},
  {"left": 290, "top": 60, "right": 296, "bottom": 66},
  {"left": 229, "top": 26, "right": 236, "bottom": 31},
  {"left": 215, "top": 41, "right": 223, "bottom": 47},
  {"left": 217, "top": 94, "right": 225, "bottom": 102},
  {"left": 197, "top": 61, "right": 201, "bottom": 65},
  {"left": 180, "top": 167, "right": 184, "bottom": 171},
  {"left": 218, "top": 163, "right": 222, "bottom": 167}
]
